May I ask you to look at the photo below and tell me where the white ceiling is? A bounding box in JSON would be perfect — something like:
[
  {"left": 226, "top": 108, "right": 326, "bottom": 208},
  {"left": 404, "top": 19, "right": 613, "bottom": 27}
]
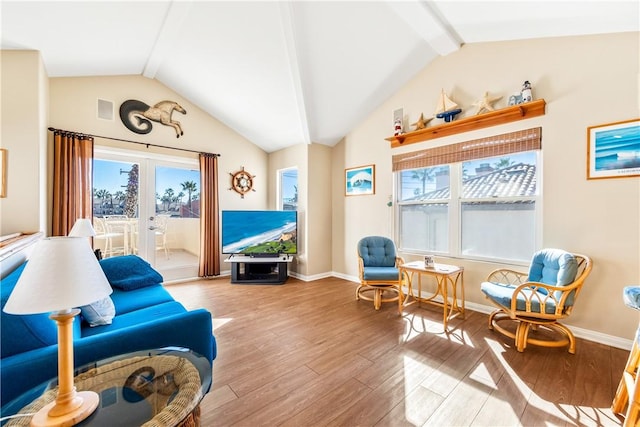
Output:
[{"left": 2, "top": 1, "right": 638, "bottom": 153}]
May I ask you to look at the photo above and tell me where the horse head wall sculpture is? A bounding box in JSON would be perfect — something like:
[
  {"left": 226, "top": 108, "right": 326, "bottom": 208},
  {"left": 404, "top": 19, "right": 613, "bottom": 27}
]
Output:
[{"left": 120, "top": 99, "right": 187, "bottom": 138}]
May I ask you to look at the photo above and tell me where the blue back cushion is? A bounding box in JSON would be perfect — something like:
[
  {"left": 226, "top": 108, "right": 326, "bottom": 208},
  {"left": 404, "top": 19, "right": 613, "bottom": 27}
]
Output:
[
  {"left": 528, "top": 249, "right": 578, "bottom": 286},
  {"left": 1, "top": 263, "right": 58, "bottom": 358},
  {"left": 528, "top": 249, "right": 578, "bottom": 304},
  {"left": 358, "top": 236, "right": 397, "bottom": 267},
  {"left": 100, "top": 255, "right": 163, "bottom": 290}
]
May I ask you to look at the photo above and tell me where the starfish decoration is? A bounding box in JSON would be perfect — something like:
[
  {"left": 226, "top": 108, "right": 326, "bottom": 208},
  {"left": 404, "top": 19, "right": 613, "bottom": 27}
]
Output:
[
  {"left": 472, "top": 92, "right": 503, "bottom": 115},
  {"left": 411, "top": 113, "right": 433, "bottom": 130}
]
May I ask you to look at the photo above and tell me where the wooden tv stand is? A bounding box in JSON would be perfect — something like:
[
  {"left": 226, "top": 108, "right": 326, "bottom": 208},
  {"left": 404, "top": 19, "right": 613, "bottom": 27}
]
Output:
[{"left": 224, "top": 255, "right": 293, "bottom": 284}]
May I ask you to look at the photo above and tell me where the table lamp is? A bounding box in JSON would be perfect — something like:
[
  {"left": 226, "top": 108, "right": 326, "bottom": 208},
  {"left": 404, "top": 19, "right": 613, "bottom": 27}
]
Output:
[
  {"left": 68, "top": 218, "right": 96, "bottom": 238},
  {"left": 3, "top": 237, "right": 112, "bottom": 426}
]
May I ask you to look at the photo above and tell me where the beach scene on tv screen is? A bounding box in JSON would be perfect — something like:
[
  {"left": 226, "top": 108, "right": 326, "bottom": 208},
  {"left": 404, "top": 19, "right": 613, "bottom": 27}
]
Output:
[{"left": 222, "top": 211, "right": 297, "bottom": 254}]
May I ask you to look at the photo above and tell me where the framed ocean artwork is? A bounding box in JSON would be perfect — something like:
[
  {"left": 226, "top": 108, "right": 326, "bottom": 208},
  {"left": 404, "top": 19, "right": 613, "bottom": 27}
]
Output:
[
  {"left": 345, "top": 164, "right": 375, "bottom": 196},
  {"left": 587, "top": 118, "right": 640, "bottom": 180}
]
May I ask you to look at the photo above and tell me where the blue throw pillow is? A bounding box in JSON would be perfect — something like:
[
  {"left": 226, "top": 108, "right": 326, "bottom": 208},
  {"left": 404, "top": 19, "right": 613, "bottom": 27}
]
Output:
[
  {"left": 100, "top": 255, "right": 163, "bottom": 291},
  {"left": 1, "top": 263, "right": 58, "bottom": 358}
]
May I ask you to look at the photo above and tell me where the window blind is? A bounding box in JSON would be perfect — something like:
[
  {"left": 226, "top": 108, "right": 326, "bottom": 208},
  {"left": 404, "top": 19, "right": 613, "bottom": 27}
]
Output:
[{"left": 392, "top": 127, "right": 541, "bottom": 172}]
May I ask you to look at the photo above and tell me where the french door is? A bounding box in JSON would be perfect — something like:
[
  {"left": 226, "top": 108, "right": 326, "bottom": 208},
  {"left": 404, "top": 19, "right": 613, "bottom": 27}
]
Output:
[{"left": 93, "top": 147, "right": 200, "bottom": 282}]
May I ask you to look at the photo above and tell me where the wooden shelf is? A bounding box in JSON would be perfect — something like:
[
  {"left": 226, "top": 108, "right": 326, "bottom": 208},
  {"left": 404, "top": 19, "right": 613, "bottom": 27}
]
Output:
[{"left": 386, "top": 99, "right": 546, "bottom": 148}]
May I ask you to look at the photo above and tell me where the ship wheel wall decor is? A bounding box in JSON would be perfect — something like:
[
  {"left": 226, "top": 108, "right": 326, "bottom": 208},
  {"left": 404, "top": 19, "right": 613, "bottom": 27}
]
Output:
[{"left": 229, "top": 167, "right": 255, "bottom": 198}]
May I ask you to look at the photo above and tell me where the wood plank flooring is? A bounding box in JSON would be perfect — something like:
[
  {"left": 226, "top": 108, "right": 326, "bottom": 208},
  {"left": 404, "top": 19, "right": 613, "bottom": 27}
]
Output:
[{"left": 166, "top": 276, "right": 629, "bottom": 427}]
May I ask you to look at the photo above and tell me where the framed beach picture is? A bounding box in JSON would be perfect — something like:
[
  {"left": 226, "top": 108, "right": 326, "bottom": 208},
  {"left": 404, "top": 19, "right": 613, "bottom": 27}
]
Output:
[
  {"left": 345, "top": 164, "right": 375, "bottom": 196},
  {"left": 587, "top": 118, "right": 640, "bottom": 180}
]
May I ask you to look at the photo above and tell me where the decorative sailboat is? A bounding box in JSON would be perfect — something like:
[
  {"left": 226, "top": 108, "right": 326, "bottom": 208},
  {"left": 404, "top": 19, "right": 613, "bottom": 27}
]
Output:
[{"left": 434, "top": 89, "right": 462, "bottom": 123}]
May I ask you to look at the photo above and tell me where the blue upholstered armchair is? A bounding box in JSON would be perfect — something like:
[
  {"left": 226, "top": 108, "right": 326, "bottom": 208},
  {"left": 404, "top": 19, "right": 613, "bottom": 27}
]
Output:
[
  {"left": 480, "top": 248, "right": 592, "bottom": 353},
  {"left": 356, "top": 236, "right": 405, "bottom": 313}
]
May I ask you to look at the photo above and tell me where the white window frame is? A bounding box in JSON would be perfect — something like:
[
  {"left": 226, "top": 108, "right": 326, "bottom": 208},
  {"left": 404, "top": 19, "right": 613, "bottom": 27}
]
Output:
[
  {"left": 395, "top": 151, "right": 542, "bottom": 266},
  {"left": 277, "top": 166, "right": 298, "bottom": 211}
]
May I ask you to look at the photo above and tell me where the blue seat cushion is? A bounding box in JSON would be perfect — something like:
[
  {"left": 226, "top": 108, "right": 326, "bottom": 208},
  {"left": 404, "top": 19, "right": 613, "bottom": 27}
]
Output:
[
  {"left": 1, "top": 263, "right": 58, "bottom": 358},
  {"left": 81, "top": 301, "right": 187, "bottom": 337},
  {"left": 362, "top": 266, "right": 400, "bottom": 282},
  {"left": 109, "top": 285, "right": 174, "bottom": 315},
  {"left": 481, "top": 281, "right": 559, "bottom": 315},
  {"left": 358, "top": 236, "right": 397, "bottom": 267},
  {"left": 100, "top": 255, "right": 163, "bottom": 290}
]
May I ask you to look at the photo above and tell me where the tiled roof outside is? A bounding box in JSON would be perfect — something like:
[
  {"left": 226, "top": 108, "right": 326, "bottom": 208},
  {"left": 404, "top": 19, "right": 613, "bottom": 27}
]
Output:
[{"left": 407, "top": 163, "right": 536, "bottom": 201}]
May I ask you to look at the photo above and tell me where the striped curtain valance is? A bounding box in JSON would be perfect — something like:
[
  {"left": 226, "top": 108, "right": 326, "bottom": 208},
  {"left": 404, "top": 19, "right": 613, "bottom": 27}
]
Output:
[{"left": 392, "top": 127, "right": 541, "bottom": 172}]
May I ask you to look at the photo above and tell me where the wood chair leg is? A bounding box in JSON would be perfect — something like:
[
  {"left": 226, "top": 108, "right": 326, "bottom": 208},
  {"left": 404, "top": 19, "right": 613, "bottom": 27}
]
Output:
[{"left": 516, "top": 321, "right": 536, "bottom": 352}]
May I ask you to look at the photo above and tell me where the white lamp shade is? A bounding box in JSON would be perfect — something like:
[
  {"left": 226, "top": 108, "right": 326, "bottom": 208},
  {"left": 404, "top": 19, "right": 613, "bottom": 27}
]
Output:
[
  {"left": 69, "top": 218, "right": 97, "bottom": 237},
  {"left": 3, "top": 237, "right": 112, "bottom": 314}
]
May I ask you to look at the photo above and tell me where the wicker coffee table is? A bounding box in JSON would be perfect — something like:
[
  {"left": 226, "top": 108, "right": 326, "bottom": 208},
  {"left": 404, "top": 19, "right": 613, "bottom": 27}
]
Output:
[{"left": 2, "top": 348, "right": 211, "bottom": 427}]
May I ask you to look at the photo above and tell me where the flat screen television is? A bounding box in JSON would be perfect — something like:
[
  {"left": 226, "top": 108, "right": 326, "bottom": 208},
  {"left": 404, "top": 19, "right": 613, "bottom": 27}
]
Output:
[{"left": 222, "top": 210, "right": 297, "bottom": 256}]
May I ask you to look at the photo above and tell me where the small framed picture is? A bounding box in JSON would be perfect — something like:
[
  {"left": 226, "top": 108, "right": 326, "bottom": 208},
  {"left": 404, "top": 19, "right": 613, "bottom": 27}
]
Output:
[
  {"left": 345, "top": 164, "right": 375, "bottom": 196},
  {"left": 587, "top": 118, "right": 640, "bottom": 180}
]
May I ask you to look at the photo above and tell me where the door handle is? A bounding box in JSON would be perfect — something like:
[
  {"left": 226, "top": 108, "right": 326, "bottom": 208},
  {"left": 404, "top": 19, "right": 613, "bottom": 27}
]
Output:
[{"left": 148, "top": 226, "right": 158, "bottom": 231}]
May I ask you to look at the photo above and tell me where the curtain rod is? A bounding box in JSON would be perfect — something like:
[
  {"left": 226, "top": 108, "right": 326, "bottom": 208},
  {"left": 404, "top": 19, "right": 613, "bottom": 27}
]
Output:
[{"left": 47, "top": 127, "right": 221, "bottom": 157}]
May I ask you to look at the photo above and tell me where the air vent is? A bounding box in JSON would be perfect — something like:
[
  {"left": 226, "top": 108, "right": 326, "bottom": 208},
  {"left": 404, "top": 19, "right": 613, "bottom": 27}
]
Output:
[{"left": 97, "top": 99, "right": 114, "bottom": 120}]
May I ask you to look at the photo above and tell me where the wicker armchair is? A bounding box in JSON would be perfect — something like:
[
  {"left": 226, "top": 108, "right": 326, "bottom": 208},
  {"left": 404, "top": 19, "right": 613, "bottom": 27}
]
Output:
[
  {"left": 356, "top": 236, "right": 405, "bottom": 313},
  {"left": 481, "top": 249, "right": 592, "bottom": 354}
]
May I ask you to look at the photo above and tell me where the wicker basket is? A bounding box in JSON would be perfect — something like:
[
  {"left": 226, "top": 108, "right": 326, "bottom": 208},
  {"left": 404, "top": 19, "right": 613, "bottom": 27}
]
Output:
[{"left": 6, "top": 355, "right": 202, "bottom": 427}]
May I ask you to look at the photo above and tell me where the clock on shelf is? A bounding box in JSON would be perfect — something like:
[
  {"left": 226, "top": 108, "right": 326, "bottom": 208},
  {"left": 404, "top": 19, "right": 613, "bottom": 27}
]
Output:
[{"left": 229, "top": 166, "right": 255, "bottom": 198}]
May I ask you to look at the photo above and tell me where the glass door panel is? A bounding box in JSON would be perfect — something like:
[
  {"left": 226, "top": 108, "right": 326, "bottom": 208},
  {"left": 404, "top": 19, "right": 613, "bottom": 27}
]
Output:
[
  {"left": 94, "top": 150, "right": 200, "bottom": 281},
  {"left": 152, "top": 165, "right": 201, "bottom": 281},
  {"left": 93, "top": 159, "right": 140, "bottom": 259}
]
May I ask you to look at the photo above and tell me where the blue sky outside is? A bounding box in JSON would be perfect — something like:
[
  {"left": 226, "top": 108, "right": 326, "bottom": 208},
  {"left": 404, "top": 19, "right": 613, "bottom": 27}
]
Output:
[{"left": 94, "top": 159, "right": 200, "bottom": 197}]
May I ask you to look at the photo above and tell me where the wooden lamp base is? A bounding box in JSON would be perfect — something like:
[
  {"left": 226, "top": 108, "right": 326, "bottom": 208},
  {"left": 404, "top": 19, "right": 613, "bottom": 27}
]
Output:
[
  {"left": 31, "top": 309, "right": 100, "bottom": 426},
  {"left": 30, "top": 391, "right": 99, "bottom": 427}
]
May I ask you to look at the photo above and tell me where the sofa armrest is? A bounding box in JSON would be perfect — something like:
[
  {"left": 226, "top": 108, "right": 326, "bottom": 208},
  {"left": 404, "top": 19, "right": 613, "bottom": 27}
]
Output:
[{"left": 1, "top": 309, "right": 215, "bottom": 408}]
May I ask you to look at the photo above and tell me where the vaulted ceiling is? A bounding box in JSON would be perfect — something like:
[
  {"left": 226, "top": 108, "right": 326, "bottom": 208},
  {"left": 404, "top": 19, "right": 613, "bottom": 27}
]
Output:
[{"left": 2, "top": 1, "right": 638, "bottom": 152}]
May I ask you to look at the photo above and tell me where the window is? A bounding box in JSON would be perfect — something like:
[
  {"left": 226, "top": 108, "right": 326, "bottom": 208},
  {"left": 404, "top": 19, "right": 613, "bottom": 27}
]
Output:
[
  {"left": 278, "top": 167, "right": 298, "bottom": 211},
  {"left": 394, "top": 128, "right": 541, "bottom": 264},
  {"left": 460, "top": 152, "right": 538, "bottom": 261},
  {"left": 398, "top": 166, "right": 450, "bottom": 253}
]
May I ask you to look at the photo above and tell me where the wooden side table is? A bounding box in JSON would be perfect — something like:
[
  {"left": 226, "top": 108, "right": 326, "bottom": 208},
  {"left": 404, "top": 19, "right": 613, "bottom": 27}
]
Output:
[
  {"left": 400, "top": 261, "right": 465, "bottom": 331},
  {"left": 3, "top": 348, "right": 210, "bottom": 427}
]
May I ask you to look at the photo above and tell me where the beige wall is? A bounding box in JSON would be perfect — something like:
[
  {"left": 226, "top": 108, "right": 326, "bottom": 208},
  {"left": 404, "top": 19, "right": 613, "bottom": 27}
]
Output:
[
  {"left": 306, "top": 143, "right": 332, "bottom": 277},
  {"left": 0, "top": 51, "right": 48, "bottom": 236},
  {"left": 267, "top": 142, "right": 332, "bottom": 278},
  {"left": 268, "top": 143, "right": 306, "bottom": 275},
  {"left": 333, "top": 32, "right": 640, "bottom": 342},
  {"left": 49, "top": 75, "right": 268, "bottom": 213}
]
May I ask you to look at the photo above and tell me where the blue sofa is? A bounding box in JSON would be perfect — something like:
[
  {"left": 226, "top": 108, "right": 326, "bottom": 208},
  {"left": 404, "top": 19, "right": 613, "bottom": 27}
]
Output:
[{"left": 0, "top": 255, "right": 216, "bottom": 408}]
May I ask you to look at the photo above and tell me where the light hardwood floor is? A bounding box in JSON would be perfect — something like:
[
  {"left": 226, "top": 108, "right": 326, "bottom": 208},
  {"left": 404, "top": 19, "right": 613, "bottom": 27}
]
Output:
[{"left": 166, "top": 276, "right": 629, "bottom": 427}]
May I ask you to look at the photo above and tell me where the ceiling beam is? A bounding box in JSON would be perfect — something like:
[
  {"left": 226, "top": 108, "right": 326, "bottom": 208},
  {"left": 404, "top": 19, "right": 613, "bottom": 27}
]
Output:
[
  {"left": 278, "top": 2, "right": 311, "bottom": 145},
  {"left": 143, "top": 1, "right": 193, "bottom": 78},
  {"left": 387, "top": 0, "right": 461, "bottom": 56}
]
